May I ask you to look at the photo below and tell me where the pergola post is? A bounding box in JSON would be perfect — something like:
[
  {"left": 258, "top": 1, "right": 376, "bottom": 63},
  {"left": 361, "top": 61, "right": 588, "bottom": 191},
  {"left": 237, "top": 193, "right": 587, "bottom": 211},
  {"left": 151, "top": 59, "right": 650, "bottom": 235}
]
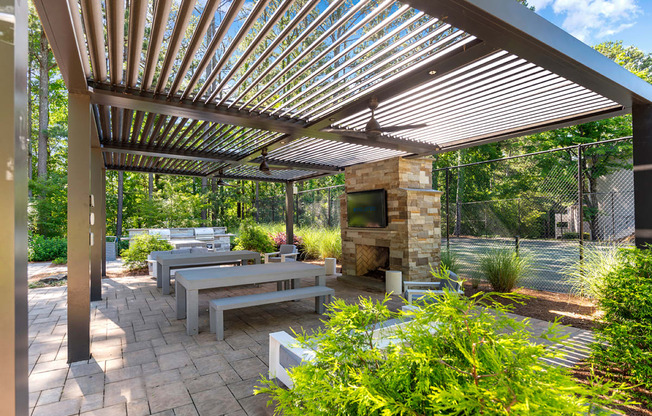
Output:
[
  {"left": 0, "top": 0, "right": 29, "bottom": 412},
  {"left": 91, "top": 147, "right": 103, "bottom": 301},
  {"left": 633, "top": 103, "right": 652, "bottom": 248},
  {"left": 285, "top": 182, "right": 294, "bottom": 245},
  {"left": 67, "top": 93, "right": 92, "bottom": 362},
  {"left": 101, "top": 168, "right": 107, "bottom": 277}
]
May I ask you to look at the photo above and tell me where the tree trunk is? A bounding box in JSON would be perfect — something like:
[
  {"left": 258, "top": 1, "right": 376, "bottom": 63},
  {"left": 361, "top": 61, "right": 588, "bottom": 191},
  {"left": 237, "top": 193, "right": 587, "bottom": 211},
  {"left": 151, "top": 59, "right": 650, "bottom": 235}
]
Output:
[
  {"left": 37, "top": 29, "right": 50, "bottom": 179},
  {"left": 255, "top": 182, "right": 260, "bottom": 222},
  {"left": 201, "top": 177, "right": 208, "bottom": 223},
  {"left": 27, "top": 51, "right": 33, "bottom": 194},
  {"left": 148, "top": 173, "right": 154, "bottom": 199},
  {"left": 116, "top": 171, "right": 124, "bottom": 240}
]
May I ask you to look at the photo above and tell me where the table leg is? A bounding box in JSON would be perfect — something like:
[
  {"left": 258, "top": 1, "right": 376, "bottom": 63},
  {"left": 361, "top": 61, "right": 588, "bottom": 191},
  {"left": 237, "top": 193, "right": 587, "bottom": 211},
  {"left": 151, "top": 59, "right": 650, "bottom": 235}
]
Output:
[
  {"left": 315, "top": 275, "right": 326, "bottom": 313},
  {"left": 186, "top": 289, "right": 199, "bottom": 336},
  {"left": 162, "top": 266, "right": 170, "bottom": 295},
  {"left": 254, "top": 255, "right": 261, "bottom": 264},
  {"left": 176, "top": 282, "right": 186, "bottom": 320},
  {"left": 292, "top": 278, "right": 301, "bottom": 289},
  {"left": 156, "top": 263, "right": 162, "bottom": 288}
]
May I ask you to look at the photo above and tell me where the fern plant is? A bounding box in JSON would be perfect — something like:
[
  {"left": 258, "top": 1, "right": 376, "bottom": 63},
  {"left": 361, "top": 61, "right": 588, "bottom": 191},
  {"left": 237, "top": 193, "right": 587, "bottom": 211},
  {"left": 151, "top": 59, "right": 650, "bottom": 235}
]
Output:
[{"left": 257, "top": 291, "right": 630, "bottom": 415}]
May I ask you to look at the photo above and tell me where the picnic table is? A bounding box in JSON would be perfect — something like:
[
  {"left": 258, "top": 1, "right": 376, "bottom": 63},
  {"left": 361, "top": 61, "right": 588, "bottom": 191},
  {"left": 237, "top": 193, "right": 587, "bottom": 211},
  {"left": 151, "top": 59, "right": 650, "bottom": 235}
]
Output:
[
  {"left": 175, "top": 262, "right": 327, "bottom": 335},
  {"left": 155, "top": 250, "right": 261, "bottom": 295}
]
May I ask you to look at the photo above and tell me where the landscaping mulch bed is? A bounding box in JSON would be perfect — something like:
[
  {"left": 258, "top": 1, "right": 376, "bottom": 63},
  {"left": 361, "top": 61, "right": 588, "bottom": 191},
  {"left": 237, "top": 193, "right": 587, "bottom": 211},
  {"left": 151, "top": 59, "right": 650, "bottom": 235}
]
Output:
[
  {"left": 463, "top": 282, "right": 652, "bottom": 415},
  {"left": 463, "top": 281, "right": 599, "bottom": 330},
  {"left": 571, "top": 363, "right": 652, "bottom": 416}
]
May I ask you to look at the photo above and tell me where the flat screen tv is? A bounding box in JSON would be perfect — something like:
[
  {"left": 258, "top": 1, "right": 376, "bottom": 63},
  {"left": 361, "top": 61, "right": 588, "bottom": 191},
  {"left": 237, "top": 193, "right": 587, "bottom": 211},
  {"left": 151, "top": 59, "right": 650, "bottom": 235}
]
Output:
[{"left": 347, "top": 189, "right": 387, "bottom": 228}]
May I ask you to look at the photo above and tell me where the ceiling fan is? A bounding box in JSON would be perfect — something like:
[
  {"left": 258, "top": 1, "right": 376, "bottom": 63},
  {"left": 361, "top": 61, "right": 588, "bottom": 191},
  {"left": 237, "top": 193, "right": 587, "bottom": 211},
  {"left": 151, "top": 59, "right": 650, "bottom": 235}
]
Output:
[
  {"left": 214, "top": 170, "right": 236, "bottom": 186},
  {"left": 326, "top": 95, "right": 427, "bottom": 139},
  {"left": 259, "top": 148, "right": 288, "bottom": 175}
]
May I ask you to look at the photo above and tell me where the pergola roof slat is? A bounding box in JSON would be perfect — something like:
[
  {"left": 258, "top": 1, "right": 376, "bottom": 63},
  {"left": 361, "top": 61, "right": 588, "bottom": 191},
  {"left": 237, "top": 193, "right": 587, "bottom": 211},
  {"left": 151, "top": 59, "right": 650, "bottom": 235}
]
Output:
[
  {"left": 125, "top": 0, "right": 147, "bottom": 88},
  {"left": 34, "top": 0, "right": 652, "bottom": 182},
  {"left": 141, "top": 0, "right": 172, "bottom": 90},
  {"left": 106, "top": 0, "right": 125, "bottom": 85},
  {"left": 155, "top": 0, "right": 195, "bottom": 94},
  {"left": 193, "top": 0, "right": 274, "bottom": 103},
  {"left": 204, "top": 0, "right": 298, "bottom": 104},
  {"left": 166, "top": 0, "right": 222, "bottom": 97}
]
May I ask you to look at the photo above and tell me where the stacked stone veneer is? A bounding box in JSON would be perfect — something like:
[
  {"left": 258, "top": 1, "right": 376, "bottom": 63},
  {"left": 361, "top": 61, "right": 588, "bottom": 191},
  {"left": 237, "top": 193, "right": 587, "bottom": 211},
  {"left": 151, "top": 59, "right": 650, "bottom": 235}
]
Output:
[{"left": 340, "top": 157, "right": 442, "bottom": 281}]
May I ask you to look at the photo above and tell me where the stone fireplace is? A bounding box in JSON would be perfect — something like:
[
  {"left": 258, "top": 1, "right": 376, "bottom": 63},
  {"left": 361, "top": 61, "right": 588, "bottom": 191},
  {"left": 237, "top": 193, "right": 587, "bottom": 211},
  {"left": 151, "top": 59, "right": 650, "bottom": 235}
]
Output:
[
  {"left": 340, "top": 157, "right": 442, "bottom": 281},
  {"left": 356, "top": 245, "right": 389, "bottom": 277}
]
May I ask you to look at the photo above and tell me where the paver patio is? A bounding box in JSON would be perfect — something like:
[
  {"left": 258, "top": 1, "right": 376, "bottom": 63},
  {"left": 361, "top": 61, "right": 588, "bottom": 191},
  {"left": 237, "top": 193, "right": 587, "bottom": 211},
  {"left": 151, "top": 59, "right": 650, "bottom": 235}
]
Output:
[{"left": 27, "top": 273, "right": 593, "bottom": 416}]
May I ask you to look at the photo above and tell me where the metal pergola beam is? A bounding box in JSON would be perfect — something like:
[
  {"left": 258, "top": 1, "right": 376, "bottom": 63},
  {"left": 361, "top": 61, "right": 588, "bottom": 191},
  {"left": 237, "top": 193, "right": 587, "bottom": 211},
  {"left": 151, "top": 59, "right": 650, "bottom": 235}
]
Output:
[
  {"left": 101, "top": 144, "right": 341, "bottom": 173},
  {"left": 410, "top": 0, "right": 652, "bottom": 107},
  {"left": 33, "top": 0, "right": 88, "bottom": 94},
  {"left": 105, "top": 165, "right": 295, "bottom": 183},
  {"left": 88, "top": 84, "right": 441, "bottom": 155}
]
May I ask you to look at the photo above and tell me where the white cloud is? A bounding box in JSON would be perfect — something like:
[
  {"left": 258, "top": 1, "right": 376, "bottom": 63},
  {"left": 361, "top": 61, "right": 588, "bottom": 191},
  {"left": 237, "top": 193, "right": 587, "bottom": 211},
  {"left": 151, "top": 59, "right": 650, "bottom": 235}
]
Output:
[{"left": 533, "top": 0, "right": 641, "bottom": 42}]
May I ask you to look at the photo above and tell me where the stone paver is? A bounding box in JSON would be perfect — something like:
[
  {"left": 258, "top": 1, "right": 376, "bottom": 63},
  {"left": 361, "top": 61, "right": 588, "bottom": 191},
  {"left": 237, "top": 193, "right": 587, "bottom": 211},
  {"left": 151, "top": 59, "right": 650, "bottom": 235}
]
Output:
[{"left": 27, "top": 273, "right": 592, "bottom": 416}]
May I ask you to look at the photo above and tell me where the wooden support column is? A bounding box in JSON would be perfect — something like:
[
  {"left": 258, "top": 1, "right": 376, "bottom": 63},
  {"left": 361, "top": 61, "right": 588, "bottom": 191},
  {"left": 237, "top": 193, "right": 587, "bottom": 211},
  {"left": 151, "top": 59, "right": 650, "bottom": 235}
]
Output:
[
  {"left": 67, "top": 93, "right": 92, "bottom": 362},
  {"left": 0, "top": 0, "right": 29, "bottom": 411},
  {"left": 285, "top": 182, "right": 294, "bottom": 245},
  {"left": 633, "top": 103, "right": 652, "bottom": 248},
  {"left": 90, "top": 147, "right": 103, "bottom": 301}
]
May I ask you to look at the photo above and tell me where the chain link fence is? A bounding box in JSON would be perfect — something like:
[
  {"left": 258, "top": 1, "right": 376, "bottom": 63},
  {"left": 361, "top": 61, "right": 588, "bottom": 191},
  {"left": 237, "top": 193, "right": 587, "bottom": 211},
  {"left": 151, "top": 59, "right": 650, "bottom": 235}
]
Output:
[
  {"left": 437, "top": 137, "right": 634, "bottom": 293},
  {"left": 256, "top": 185, "right": 345, "bottom": 228}
]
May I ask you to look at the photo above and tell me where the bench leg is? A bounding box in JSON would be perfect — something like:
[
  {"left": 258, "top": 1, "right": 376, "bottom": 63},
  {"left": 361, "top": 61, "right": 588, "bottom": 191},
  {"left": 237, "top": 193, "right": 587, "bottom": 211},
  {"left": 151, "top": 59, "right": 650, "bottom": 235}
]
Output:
[
  {"left": 315, "top": 296, "right": 325, "bottom": 314},
  {"left": 215, "top": 310, "right": 224, "bottom": 341},
  {"left": 156, "top": 263, "right": 162, "bottom": 287},
  {"left": 162, "top": 265, "right": 171, "bottom": 295},
  {"left": 176, "top": 281, "right": 187, "bottom": 320},
  {"left": 209, "top": 307, "right": 215, "bottom": 334}
]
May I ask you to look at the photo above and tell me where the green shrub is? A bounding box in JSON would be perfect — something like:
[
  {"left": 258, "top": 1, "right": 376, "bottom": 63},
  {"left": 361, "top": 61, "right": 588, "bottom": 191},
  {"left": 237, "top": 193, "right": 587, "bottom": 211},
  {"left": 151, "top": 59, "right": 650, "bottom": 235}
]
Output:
[
  {"left": 234, "top": 221, "right": 275, "bottom": 254},
  {"left": 52, "top": 257, "right": 67, "bottom": 265},
  {"left": 257, "top": 291, "right": 629, "bottom": 415},
  {"left": 591, "top": 246, "right": 652, "bottom": 389},
  {"left": 565, "top": 243, "right": 622, "bottom": 299},
  {"left": 294, "top": 227, "right": 342, "bottom": 260},
  {"left": 121, "top": 234, "right": 173, "bottom": 271},
  {"left": 260, "top": 224, "right": 342, "bottom": 261},
  {"left": 439, "top": 249, "right": 460, "bottom": 275},
  {"left": 28, "top": 234, "right": 67, "bottom": 262},
  {"left": 478, "top": 248, "right": 530, "bottom": 292},
  {"left": 117, "top": 238, "right": 129, "bottom": 256}
]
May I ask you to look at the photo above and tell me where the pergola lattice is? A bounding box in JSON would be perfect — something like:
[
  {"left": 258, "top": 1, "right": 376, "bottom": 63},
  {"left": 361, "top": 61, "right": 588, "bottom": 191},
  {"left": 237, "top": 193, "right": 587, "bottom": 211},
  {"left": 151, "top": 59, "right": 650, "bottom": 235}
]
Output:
[{"left": 34, "top": 0, "right": 651, "bottom": 182}]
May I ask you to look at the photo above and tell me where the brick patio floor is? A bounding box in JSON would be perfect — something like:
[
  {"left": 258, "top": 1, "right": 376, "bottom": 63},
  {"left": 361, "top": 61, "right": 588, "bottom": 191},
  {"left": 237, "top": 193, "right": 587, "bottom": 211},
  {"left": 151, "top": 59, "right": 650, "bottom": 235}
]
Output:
[{"left": 27, "top": 273, "right": 593, "bottom": 416}]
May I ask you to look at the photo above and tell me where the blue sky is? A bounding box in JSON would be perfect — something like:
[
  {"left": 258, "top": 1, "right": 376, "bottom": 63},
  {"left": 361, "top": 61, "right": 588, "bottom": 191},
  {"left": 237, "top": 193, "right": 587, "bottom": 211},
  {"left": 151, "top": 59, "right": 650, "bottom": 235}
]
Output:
[{"left": 529, "top": 0, "right": 652, "bottom": 53}]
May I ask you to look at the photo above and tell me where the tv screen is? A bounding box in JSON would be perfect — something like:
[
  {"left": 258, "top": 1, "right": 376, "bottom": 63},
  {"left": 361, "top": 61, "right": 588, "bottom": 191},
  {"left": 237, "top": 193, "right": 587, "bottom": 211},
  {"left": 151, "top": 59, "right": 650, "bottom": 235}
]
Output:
[{"left": 347, "top": 190, "right": 387, "bottom": 228}]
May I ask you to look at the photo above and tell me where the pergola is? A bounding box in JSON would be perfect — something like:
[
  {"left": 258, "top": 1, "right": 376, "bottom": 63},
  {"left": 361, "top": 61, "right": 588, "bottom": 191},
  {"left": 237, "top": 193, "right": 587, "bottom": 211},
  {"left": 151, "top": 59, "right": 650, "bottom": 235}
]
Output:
[{"left": 2, "top": 0, "right": 652, "bottom": 412}]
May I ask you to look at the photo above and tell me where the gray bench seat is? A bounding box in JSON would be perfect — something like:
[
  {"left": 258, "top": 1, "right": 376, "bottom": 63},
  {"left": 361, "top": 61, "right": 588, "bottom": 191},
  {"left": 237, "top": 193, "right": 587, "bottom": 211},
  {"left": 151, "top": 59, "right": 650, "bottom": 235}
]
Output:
[{"left": 209, "top": 286, "right": 335, "bottom": 340}]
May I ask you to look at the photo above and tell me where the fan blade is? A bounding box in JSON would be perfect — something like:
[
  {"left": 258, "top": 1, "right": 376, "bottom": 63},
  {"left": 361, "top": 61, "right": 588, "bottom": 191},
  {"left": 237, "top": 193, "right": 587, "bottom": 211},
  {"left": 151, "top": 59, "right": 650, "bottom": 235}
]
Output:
[
  {"left": 379, "top": 124, "right": 428, "bottom": 133},
  {"left": 324, "top": 129, "right": 369, "bottom": 140}
]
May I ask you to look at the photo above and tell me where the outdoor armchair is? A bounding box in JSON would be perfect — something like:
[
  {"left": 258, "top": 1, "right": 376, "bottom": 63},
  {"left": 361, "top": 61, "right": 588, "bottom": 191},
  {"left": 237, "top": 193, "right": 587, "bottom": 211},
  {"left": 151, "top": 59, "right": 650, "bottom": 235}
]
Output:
[
  {"left": 265, "top": 244, "right": 299, "bottom": 263},
  {"left": 403, "top": 270, "right": 463, "bottom": 305}
]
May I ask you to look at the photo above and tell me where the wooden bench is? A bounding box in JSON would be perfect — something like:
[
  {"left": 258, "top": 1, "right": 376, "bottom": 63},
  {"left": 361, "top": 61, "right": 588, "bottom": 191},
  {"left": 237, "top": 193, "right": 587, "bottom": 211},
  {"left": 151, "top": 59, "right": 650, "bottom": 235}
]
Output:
[{"left": 208, "top": 286, "right": 335, "bottom": 340}]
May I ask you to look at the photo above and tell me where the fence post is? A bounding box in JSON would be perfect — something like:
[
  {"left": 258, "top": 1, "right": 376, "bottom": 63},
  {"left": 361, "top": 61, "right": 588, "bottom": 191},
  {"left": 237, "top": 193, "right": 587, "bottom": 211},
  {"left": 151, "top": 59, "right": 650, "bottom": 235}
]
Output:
[{"left": 578, "top": 144, "right": 584, "bottom": 262}]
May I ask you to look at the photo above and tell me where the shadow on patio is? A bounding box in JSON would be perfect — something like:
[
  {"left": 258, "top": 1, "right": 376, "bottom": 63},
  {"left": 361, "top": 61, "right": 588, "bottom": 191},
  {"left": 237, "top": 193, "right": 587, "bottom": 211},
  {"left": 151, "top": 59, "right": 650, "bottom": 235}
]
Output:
[{"left": 27, "top": 274, "right": 399, "bottom": 416}]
